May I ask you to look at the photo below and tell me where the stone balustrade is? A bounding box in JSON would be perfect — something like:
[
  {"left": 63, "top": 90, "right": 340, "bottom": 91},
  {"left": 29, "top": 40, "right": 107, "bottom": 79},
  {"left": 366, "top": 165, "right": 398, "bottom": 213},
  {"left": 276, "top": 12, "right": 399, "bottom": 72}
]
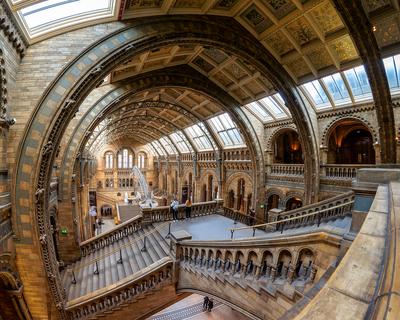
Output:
[
  {"left": 0, "top": 217, "right": 12, "bottom": 243},
  {"left": 268, "top": 164, "right": 304, "bottom": 176},
  {"left": 80, "top": 215, "right": 142, "bottom": 257},
  {"left": 322, "top": 164, "right": 375, "bottom": 179},
  {"left": 291, "top": 182, "right": 397, "bottom": 320},
  {"left": 142, "top": 200, "right": 222, "bottom": 223},
  {"left": 221, "top": 207, "right": 255, "bottom": 225},
  {"left": 272, "top": 191, "right": 355, "bottom": 230},
  {"left": 80, "top": 200, "right": 222, "bottom": 256},
  {"left": 65, "top": 258, "right": 173, "bottom": 319}
]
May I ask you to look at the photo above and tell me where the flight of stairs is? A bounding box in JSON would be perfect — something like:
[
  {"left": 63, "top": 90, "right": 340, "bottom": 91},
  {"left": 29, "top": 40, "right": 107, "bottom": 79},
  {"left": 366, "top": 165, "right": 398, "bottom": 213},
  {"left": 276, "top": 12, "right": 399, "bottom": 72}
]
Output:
[
  {"left": 61, "top": 224, "right": 170, "bottom": 301},
  {"left": 117, "top": 203, "right": 142, "bottom": 222}
]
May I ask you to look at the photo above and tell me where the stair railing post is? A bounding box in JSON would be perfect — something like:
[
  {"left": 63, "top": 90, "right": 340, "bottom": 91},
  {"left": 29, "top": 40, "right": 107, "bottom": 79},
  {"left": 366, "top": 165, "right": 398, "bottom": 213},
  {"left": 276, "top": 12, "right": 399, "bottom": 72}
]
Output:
[
  {"left": 317, "top": 212, "right": 321, "bottom": 227},
  {"left": 117, "top": 249, "right": 123, "bottom": 264},
  {"left": 165, "top": 222, "right": 172, "bottom": 239},
  {"left": 280, "top": 221, "right": 285, "bottom": 234},
  {"left": 71, "top": 270, "right": 77, "bottom": 284},
  {"left": 252, "top": 227, "right": 256, "bottom": 237},
  {"left": 94, "top": 261, "right": 99, "bottom": 275},
  {"left": 141, "top": 236, "right": 147, "bottom": 252},
  {"left": 231, "top": 229, "right": 234, "bottom": 239}
]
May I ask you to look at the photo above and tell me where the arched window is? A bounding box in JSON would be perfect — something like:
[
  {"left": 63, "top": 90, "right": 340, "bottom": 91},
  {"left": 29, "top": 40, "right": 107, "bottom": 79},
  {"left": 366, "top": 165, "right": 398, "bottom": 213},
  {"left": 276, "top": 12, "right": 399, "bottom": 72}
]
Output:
[
  {"left": 118, "top": 148, "right": 134, "bottom": 168},
  {"left": 138, "top": 153, "right": 146, "bottom": 169},
  {"left": 105, "top": 152, "right": 113, "bottom": 169}
]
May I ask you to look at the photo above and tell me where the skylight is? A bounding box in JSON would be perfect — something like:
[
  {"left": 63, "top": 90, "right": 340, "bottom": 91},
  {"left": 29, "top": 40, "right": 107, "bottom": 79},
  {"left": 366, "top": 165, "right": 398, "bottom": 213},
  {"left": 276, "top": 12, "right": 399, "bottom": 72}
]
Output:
[
  {"left": 18, "top": 0, "right": 117, "bottom": 39},
  {"left": 159, "top": 137, "right": 177, "bottom": 155},
  {"left": 302, "top": 80, "right": 332, "bottom": 109},
  {"left": 208, "top": 113, "right": 245, "bottom": 147},
  {"left": 170, "top": 132, "right": 192, "bottom": 153},
  {"left": 185, "top": 123, "right": 215, "bottom": 151},
  {"left": 383, "top": 54, "right": 400, "bottom": 92},
  {"left": 245, "top": 93, "right": 289, "bottom": 122},
  {"left": 151, "top": 141, "right": 166, "bottom": 156}
]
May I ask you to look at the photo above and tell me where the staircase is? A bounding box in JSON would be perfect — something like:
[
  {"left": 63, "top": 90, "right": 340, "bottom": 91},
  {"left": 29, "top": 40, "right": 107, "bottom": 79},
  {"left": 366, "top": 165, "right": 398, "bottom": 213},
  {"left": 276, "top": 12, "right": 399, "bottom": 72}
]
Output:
[
  {"left": 62, "top": 224, "right": 170, "bottom": 301},
  {"left": 58, "top": 198, "right": 355, "bottom": 319},
  {"left": 117, "top": 203, "right": 142, "bottom": 222}
]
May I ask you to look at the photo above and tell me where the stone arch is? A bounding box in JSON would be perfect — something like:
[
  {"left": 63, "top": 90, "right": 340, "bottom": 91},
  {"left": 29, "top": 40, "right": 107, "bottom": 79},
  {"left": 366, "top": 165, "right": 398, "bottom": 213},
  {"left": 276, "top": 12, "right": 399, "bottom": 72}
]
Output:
[
  {"left": 266, "top": 188, "right": 285, "bottom": 202},
  {"left": 265, "top": 125, "right": 298, "bottom": 152},
  {"left": 13, "top": 16, "right": 319, "bottom": 313},
  {"left": 321, "top": 115, "right": 378, "bottom": 147},
  {"left": 284, "top": 191, "right": 305, "bottom": 206}
]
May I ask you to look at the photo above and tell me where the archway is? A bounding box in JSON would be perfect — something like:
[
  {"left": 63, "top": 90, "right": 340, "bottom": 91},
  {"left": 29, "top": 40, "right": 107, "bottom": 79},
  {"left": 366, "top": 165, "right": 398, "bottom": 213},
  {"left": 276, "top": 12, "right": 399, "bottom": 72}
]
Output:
[
  {"left": 228, "top": 190, "right": 235, "bottom": 209},
  {"left": 267, "top": 194, "right": 280, "bottom": 211},
  {"left": 327, "top": 121, "right": 375, "bottom": 164},
  {"left": 201, "top": 184, "right": 207, "bottom": 202},
  {"left": 13, "top": 15, "right": 320, "bottom": 313},
  {"left": 286, "top": 197, "right": 303, "bottom": 211},
  {"left": 273, "top": 130, "right": 303, "bottom": 164}
]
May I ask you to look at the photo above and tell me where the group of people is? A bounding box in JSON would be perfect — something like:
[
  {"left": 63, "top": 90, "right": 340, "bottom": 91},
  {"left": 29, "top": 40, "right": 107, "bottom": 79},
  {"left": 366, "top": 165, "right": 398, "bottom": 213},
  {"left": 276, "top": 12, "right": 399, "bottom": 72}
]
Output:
[
  {"left": 169, "top": 198, "right": 192, "bottom": 221},
  {"left": 203, "top": 296, "right": 214, "bottom": 312}
]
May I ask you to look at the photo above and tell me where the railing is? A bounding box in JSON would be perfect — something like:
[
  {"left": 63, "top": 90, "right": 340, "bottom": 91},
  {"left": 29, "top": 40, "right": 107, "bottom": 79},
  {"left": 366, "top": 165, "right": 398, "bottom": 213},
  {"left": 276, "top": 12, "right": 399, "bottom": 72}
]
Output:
[
  {"left": 175, "top": 232, "right": 342, "bottom": 295},
  {"left": 367, "top": 182, "right": 400, "bottom": 318},
  {"left": 268, "top": 164, "right": 304, "bottom": 176},
  {"left": 221, "top": 207, "right": 261, "bottom": 225},
  {"left": 0, "top": 217, "right": 12, "bottom": 243},
  {"left": 228, "top": 191, "right": 354, "bottom": 238},
  {"left": 80, "top": 215, "right": 143, "bottom": 256},
  {"left": 142, "top": 200, "right": 222, "bottom": 223},
  {"left": 322, "top": 164, "right": 375, "bottom": 179},
  {"left": 117, "top": 169, "right": 132, "bottom": 176},
  {"left": 80, "top": 200, "right": 222, "bottom": 256},
  {"left": 66, "top": 258, "right": 173, "bottom": 320}
]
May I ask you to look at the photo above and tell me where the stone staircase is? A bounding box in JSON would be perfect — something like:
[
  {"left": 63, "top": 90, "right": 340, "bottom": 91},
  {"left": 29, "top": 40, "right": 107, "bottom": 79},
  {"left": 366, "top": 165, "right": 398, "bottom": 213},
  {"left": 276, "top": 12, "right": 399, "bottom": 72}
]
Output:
[
  {"left": 62, "top": 224, "right": 170, "bottom": 301},
  {"left": 117, "top": 203, "right": 141, "bottom": 222}
]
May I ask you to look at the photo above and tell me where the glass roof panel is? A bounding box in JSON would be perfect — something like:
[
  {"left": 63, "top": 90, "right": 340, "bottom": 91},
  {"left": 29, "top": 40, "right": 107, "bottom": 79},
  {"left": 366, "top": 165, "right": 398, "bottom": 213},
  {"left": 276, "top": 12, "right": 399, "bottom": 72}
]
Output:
[
  {"left": 159, "top": 137, "right": 177, "bottom": 155},
  {"left": 259, "top": 96, "right": 284, "bottom": 116},
  {"left": 302, "top": 80, "right": 331, "bottom": 109},
  {"left": 19, "top": 0, "right": 116, "bottom": 38},
  {"left": 185, "top": 123, "right": 214, "bottom": 151},
  {"left": 151, "top": 141, "right": 166, "bottom": 156},
  {"left": 383, "top": 55, "right": 400, "bottom": 91},
  {"left": 245, "top": 102, "right": 273, "bottom": 121},
  {"left": 322, "top": 73, "right": 351, "bottom": 106},
  {"left": 170, "top": 132, "right": 191, "bottom": 153},
  {"left": 343, "top": 65, "right": 372, "bottom": 102},
  {"left": 208, "top": 113, "right": 245, "bottom": 147}
]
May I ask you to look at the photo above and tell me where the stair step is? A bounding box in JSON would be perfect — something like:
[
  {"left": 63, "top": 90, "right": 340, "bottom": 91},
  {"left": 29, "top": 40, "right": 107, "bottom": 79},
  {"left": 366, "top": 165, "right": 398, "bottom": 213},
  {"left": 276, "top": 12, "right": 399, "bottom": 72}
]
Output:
[
  {"left": 122, "top": 236, "right": 140, "bottom": 274},
  {"left": 139, "top": 228, "right": 160, "bottom": 264},
  {"left": 130, "top": 233, "right": 147, "bottom": 270}
]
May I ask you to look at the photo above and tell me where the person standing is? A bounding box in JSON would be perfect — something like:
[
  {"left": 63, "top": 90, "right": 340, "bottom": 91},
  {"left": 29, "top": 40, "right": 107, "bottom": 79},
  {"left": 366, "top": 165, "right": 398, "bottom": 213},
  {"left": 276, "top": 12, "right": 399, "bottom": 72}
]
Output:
[
  {"left": 203, "top": 296, "right": 209, "bottom": 310},
  {"left": 172, "top": 199, "right": 179, "bottom": 220},
  {"left": 170, "top": 200, "right": 176, "bottom": 221},
  {"left": 185, "top": 198, "right": 192, "bottom": 219},
  {"left": 208, "top": 298, "right": 214, "bottom": 312}
]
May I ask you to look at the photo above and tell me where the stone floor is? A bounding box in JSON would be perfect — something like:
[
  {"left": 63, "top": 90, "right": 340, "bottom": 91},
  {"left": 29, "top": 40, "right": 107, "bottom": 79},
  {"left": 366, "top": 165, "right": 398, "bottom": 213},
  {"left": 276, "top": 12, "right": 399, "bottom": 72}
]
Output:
[
  {"left": 95, "top": 218, "right": 116, "bottom": 236},
  {"left": 148, "top": 294, "right": 250, "bottom": 320},
  {"left": 155, "top": 214, "right": 351, "bottom": 241}
]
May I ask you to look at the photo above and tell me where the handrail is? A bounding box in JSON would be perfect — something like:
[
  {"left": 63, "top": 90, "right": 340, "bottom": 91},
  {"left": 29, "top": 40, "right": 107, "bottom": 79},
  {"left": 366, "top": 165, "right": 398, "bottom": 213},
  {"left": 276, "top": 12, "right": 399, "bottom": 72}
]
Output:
[
  {"left": 228, "top": 201, "right": 354, "bottom": 239},
  {"left": 366, "top": 181, "right": 400, "bottom": 319},
  {"left": 72, "top": 221, "right": 169, "bottom": 274}
]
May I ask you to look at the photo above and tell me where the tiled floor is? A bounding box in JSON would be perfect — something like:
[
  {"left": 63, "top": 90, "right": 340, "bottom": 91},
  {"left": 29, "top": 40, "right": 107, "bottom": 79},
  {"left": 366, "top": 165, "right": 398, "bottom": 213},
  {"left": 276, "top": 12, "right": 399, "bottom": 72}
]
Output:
[
  {"left": 148, "top": 294, "right": 250, "bottom": 320},
  {"left": 95, "top": 218, "right": 115, "bottom": 236}
]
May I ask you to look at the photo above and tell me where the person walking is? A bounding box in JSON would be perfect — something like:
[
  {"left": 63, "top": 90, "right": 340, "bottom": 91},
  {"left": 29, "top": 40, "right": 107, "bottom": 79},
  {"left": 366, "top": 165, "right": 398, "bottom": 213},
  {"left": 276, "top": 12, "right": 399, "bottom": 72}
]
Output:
[
  {"left": 185, "top": 198, "right": 192, "bottom": 219},
  {"left": 203, "top": 296, "right": 209, "bottom": 310},
  {"left": 208, "top": 298, "right": 214, "bottom": 312},
  {"left": 170, "top": 200, "right": 176, "bottom": 221}
]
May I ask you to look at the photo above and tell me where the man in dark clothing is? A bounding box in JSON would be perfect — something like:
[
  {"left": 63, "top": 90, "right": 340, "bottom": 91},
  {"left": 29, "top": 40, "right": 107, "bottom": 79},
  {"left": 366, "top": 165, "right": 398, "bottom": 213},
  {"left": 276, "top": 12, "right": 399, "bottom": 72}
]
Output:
[
  {"left": 208, "top": 298, "right": 214, "bottom": 312},
  {"left": 203, "top": 296, "right": 209, "bottom": 310}
]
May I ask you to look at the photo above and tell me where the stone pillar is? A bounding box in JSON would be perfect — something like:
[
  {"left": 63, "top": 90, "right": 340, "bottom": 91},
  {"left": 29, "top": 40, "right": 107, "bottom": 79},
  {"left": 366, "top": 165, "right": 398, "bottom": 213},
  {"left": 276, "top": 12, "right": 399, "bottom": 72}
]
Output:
[
  {"left": 320, "top": 146, "right": 328, "bottom": 176},
  {"left": 270, "top": 267, "right": 276, "bottom": 281},
  {"left": 287, "top": 266, "right": 295, "bottom": 284},
  {"left": 268, "top": 208, "right": 284, "bottom": 223},
  {"left": 373, "top": 142, "right": 381, "bottom": 164}
]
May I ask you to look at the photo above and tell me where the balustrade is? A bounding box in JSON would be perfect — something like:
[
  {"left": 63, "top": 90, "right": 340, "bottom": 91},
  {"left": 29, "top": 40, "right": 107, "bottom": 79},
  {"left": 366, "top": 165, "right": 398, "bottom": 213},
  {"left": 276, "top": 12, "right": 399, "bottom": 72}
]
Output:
[
  {"left": 178, "top": 241, "right": 319, "bottom": 289},
  {"left": 66, "top": 259, "right": 173, "bottom": 319},
  {"left": 80, "top": 216, "right": 142, "bottom": 256},
  {"left": 268, "top": 164, "right": 304, "bottom": 176},
  {"left": 322, "top": 164, "right": 375, "bottom": 179},
  {"left": 0, "top": 217, "right": 12, "bottom": 243}
]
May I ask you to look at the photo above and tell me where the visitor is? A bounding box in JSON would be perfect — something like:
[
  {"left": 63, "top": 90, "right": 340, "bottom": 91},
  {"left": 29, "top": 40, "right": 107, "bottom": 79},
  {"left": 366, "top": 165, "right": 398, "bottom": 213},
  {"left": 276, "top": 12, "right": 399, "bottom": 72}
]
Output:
[
  {"left": 185, "top": 198, "right": 192, "bottom": 218},
  {"left": 203, "top": 296, "right": 209, "bottom": 310},
  {"left": 170, "top": 200, "right": 176, "bottom": 221},
  {"left": 208, "top": 298, "right": 214, "bottom": 312},
  {"left": 249, "top": 208, "right": 256, "bottom": 226},
  {"left": 172, "top": 199, "right": 179, "bottom": 220}
]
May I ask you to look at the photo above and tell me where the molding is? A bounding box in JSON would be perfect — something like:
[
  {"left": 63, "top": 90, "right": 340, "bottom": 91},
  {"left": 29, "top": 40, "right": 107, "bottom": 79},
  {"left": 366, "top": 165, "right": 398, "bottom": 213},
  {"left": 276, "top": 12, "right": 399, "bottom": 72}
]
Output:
[{"left": 0, "top": 1, "right": 27, "bottom": 58}]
